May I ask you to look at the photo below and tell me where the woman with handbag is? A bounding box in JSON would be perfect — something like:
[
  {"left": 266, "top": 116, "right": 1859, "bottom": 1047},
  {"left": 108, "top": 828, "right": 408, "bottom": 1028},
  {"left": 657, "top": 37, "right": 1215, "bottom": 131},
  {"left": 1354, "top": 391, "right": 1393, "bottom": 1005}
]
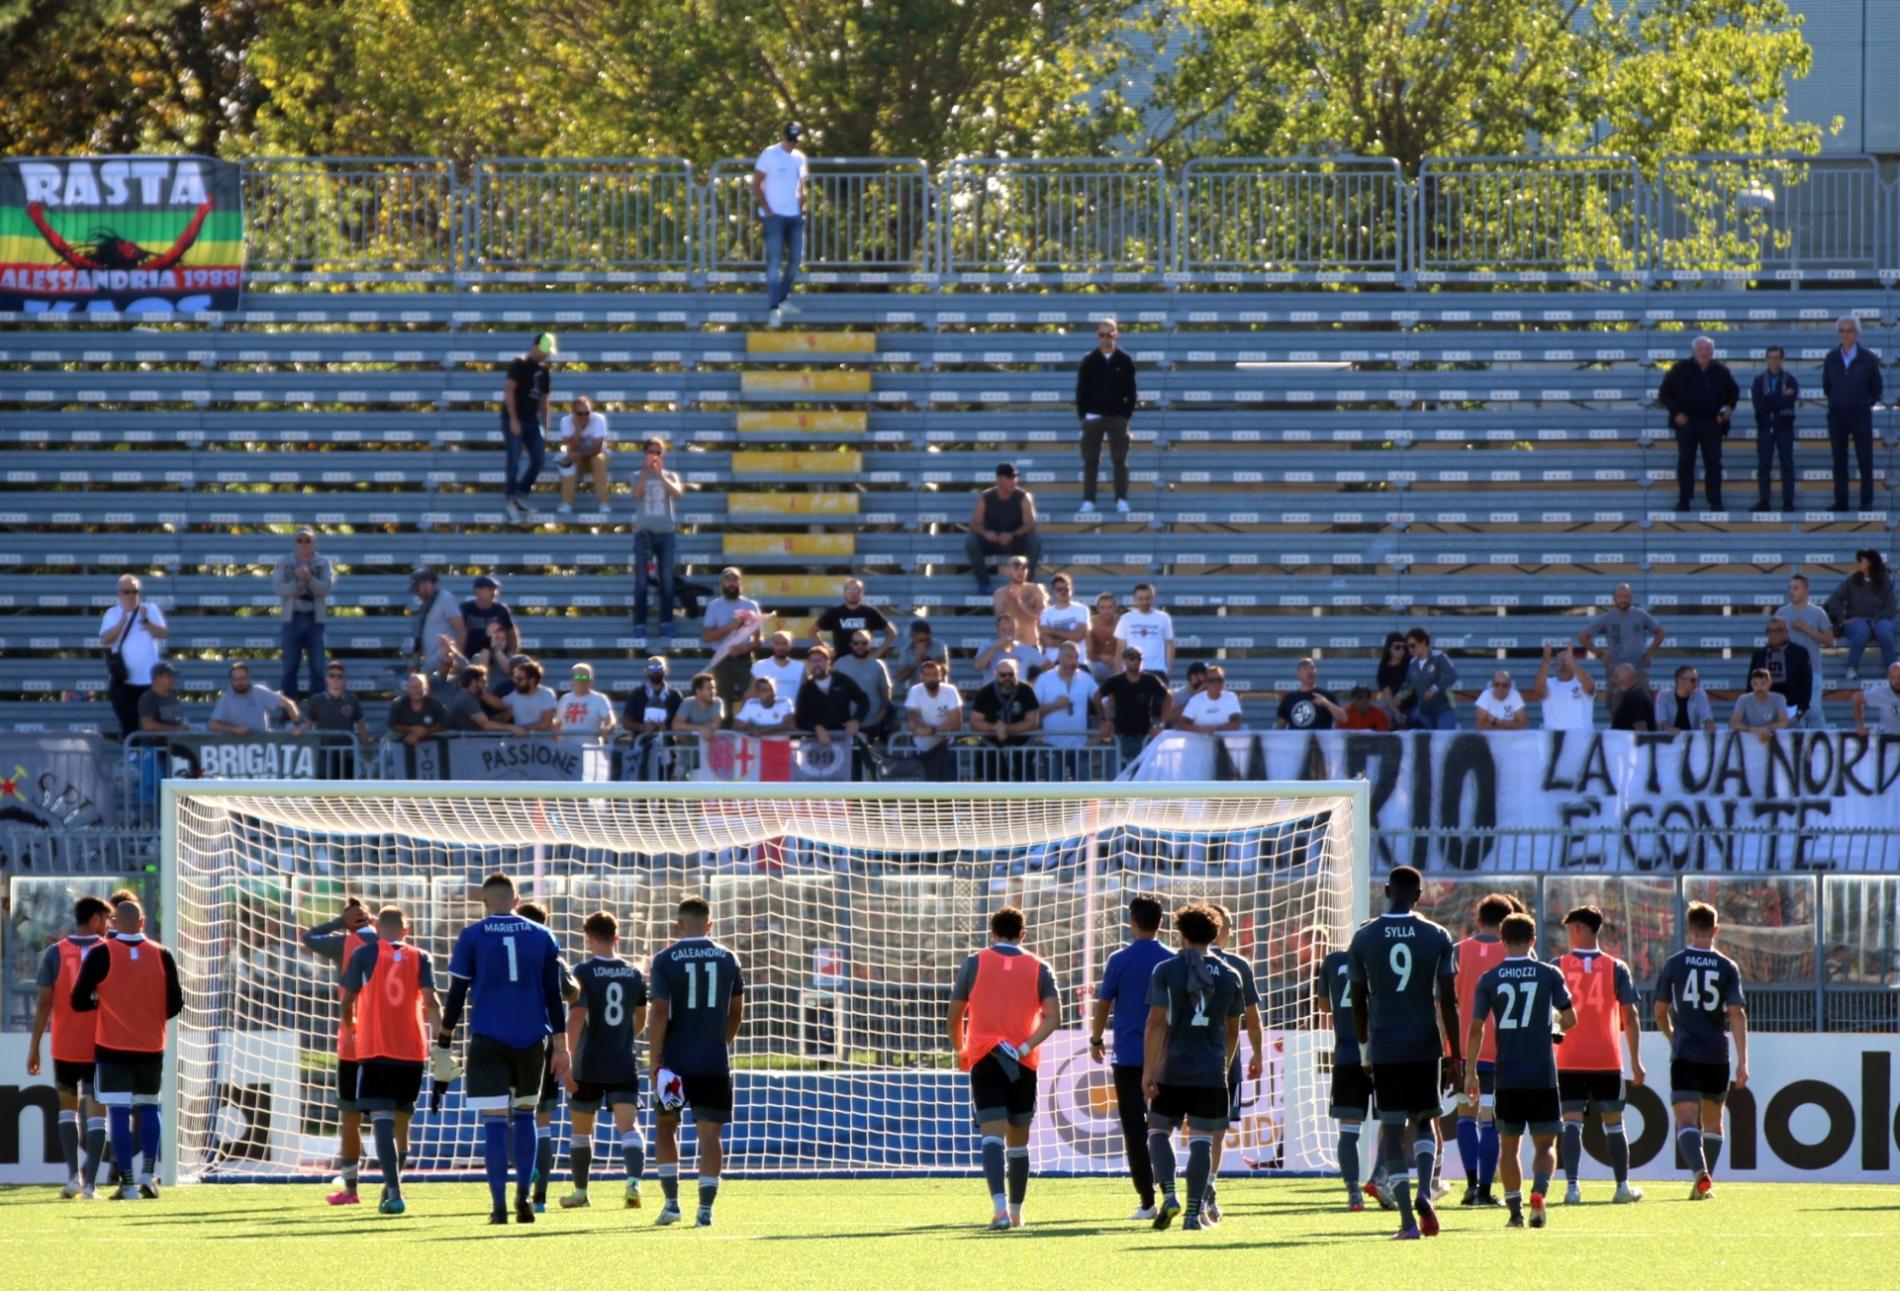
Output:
[{"left": 98, "top": 574, "right": 169, "bottom": 738}]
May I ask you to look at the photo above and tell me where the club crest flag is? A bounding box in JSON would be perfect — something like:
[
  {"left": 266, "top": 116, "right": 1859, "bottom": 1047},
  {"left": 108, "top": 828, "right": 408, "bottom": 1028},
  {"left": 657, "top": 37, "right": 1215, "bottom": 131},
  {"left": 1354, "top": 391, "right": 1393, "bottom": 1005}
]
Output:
[{"left": 0, "top": 156, "right": 245, "bottom": 314}]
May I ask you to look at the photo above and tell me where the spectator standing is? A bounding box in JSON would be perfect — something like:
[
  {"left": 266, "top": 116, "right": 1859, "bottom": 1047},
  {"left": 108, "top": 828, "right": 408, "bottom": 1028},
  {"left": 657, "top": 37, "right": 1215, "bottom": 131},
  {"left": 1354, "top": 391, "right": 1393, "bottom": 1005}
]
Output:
[
  {"left": 1579, "top": 583, "right": 1665, "bottom": 707},
  {"left": 992, "top": 556, "right": 1047, "bottom": 650},
  {"left": 703, "top": 566, "right": 764, "bottom": 720},
  {"left": 1851, "top": 662, "right": 1900, "bottom": 735},
  {"left": 1032, "top": 643, "right": 1100, "bottom": 772},
  {"left": 833, "top": 631, "right": 894, "bottom": 738},
  {"left": 271, "top": 529, "right": 334, "bottom": 700},
  {"left": 1403, "top": 627, "right": 1459, "bottom": 730},
  {"left": 500, "top": 332, "right": 556, "bottom": 520},
  {"left": 557, "top": 662, "right": 617, "bottom": 739},
  {"left": 1337, "top": 686, "right": 1392, "bottom": 731},
  {"left": 1276, "top": 658, "right": 1346, "bottom": 731},
  {"left": 670, "top": 674, "right": 726, "bottom": 738},
  {"left": 443, "top": 666, "right": 520, "bottom": 735},
  {"left": 752, "top": 631, "right": 806, "bottom": 696},
  {"left": 1178, "top": 665, "right": 1243, "bottom": 733},
  {"left": 1114, "top": 582, "right": 1175, "bottom": 680},
  {"left": 974, "top": 614, "right": 1043, "bottom": 688},
  {"left": 815, "top": 578, "right": 894, "bottom": 658},
  {"left": 753, "top": 122, "right": 809, "bottom": 321},
  {"left": 1654, "top": 666, "right": 1716, "bottom": 736},
  {"left": 1528, "top": 644, "right": 1595, "bottom": 731},
  {"left": 632, "top": 436, "right": 684, "bottom": 644},
  {"left": 301, "top": 662, "right": 371, "bottom": 749},
  {"left": 1657, "top": 335, "right": 1740, "bottom": 512},
  {"left": 1825, "top": 548, "right": 1898, "bottom": 680},
  {"left": 793, "top": 647, "right": 869, "bottom": 762},
  {"left": 1075, "top": 318, "right": 1137, "bottom": 514},
  {"left": 1037, "top": 573, "right": 1089, "bottom": 669},
  {"left": 409, "top": 567, "right": 463, "bottom": 676},
  {"left": 1473, "top": 671, "right": 1529, "bottom": 731},
  {"left": 616, "top": 657, "right": 675, "bottom": 779},
  {"left": 1822, "top": 316, "right": 1883, "bottom": 512},
  {"left": 965, "top": 463, "right": 1042, "bottom": 594},
  {"left": 1097, "top": 647, "right": 1171, "bottom": 764},
  {"left": 1730, "top": 668, "right": 1790, "bottom": 743},
  {"left": 458, "top": 575, "right": 518, "bottom": 658},
  {"left": 554, "top": 396, "right": 612, "bottom": 517},
  {"left": 1373, "top": 631, "right": 1414, "bottom": 728},
  {"left": 1607, "top": 664, "right": 1654, "bottom": 732},
  {"left": 387, "top": 673, "right": 448, "bottom": 745},
  {"left": 136, "top": 662, "right": 189, "bottom": 734},
  {"left": 734, "top": 678, "right": 794, "bottom": 735},
  {"left": 903, "top": 658, "right": 963, "bottom": 782},
  {"left": 1086, "top": 591, "right": 1122, "bottom": 682},
  {"left": 1747, "top": 619, "right": 1813, "bottom": 718},
  {"left": 892, "top": 619, "right": 951, "bottom": 691},
  {"left": 1776, "top": 573, "right": 1835, "bottom": 728},
  {"left": 1749, "top": 347, "right": 1800, "bottom": 512},
  {"left": 100, "top": 574, "right": 169, "bottom": 739},
  {"left": 208, "top": 661, "right": 299, "bottom": 735},
  {"left": 505, "top": 659, "right": 559, "bottom": 732},
  {"left": 970, "top": 659, "right": 1040, "bottom": 782}
]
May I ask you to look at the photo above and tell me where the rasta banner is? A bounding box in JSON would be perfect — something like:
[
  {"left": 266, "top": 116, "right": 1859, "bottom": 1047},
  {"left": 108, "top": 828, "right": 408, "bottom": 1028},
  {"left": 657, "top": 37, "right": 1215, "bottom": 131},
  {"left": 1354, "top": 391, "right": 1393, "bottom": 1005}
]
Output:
[{"left": 0, "top": 156, "right": 244, "bottom": 314}]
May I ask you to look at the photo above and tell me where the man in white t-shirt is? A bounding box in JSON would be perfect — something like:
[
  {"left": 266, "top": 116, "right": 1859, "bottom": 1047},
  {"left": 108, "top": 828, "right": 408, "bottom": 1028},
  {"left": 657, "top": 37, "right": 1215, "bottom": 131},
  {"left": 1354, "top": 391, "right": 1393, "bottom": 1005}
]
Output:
[
  {"left": 555, "top": 662, "right": 616, "bottom": 738},
  {"left": 734, "top": 677, "right": 795, "bottom": 735},
  {"left": 752, "top": 122, "right": 810, "bottom": 319},
  {"left": 1032, "top": 643, "right": 1099, "bottom": 756},
  {"left": 1113, "top": 581, "right": 1175, "bottom": 679},
  {"left": 1037, "top": 573, "right": 1089, "bottom": 668},
  {"left": 100, "top": 574, "right": 170, "bottom": 739},
  {"left": 1851, "top": 661, "right": 1900, "bottom": 735},
  {"left": 751, "top": 630, "right": 804, "bottom": 695},
  {"left": 1527, "top": 644, "right": 1596, "bottom": 730},
  {"left": 555, "top": 395, "right": 612, "bottom": 515},
  {"left": 1178, "top": 665, "right": 1243, "bottom": 732},
  {"left": 903, "top": 658, "right": 964, "bottom": 781},
  {"left": 1473, "top": 670, "right": 1529, "bottom": 731}
]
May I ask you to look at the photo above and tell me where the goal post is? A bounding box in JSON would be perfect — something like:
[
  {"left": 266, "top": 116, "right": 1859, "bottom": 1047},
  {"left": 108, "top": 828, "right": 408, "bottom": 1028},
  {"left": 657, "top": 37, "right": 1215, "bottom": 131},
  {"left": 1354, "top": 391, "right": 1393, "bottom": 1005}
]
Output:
[{"left": 159, "top": 778, "right": 1368, "bottom": 1184}]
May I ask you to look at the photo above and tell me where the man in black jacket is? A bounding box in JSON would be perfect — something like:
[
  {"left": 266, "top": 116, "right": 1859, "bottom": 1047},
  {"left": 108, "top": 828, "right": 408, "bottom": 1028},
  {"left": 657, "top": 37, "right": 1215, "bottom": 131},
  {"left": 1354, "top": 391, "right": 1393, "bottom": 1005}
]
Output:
[
  {"left": 793, "top": 644, "right": 868, "bottom": 746},
  {"left": 1657, "top": 335, "right": 1740, "bottom": 513},
  {"left": 1075, "top": 318, "right": 1138, "bottom": 515},
  {"left": 1747, "top": 617, "right": 1814, "bottom": 718},
  {"left": 1749, "top": 346, "right": 1800, "bottom": 512},
  {"left": 1822, "top": 316, "right": 1884, "bottom": 512}
]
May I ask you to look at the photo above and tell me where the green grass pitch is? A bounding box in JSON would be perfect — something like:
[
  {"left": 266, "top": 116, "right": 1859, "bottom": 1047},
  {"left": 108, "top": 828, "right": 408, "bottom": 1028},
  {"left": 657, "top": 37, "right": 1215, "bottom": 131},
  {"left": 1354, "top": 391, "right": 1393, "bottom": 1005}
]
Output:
[{"left": 4, "top": 1178, "right": 1896, "bottom": 1290}]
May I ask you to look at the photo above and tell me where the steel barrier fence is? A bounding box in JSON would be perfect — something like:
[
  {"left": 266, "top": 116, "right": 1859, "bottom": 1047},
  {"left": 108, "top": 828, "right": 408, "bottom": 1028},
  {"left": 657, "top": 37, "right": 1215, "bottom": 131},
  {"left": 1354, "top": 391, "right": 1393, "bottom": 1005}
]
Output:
[{"left": 231, "top": 153, "right": 1900, "bottom": 285}]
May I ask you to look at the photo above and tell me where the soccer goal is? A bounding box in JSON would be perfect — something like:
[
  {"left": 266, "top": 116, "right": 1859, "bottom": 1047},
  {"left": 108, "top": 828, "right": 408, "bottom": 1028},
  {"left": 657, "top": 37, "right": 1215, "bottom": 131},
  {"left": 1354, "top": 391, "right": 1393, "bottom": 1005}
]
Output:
[{"left": 160, "top": 779, "right": 1368, "bottom": 1183}]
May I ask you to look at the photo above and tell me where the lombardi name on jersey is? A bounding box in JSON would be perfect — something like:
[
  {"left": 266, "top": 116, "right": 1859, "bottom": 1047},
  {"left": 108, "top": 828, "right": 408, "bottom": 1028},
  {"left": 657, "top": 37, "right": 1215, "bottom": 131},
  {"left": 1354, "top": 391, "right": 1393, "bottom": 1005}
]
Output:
[{"left": 590, "top": 963, "right": 641, "bottom": 979}]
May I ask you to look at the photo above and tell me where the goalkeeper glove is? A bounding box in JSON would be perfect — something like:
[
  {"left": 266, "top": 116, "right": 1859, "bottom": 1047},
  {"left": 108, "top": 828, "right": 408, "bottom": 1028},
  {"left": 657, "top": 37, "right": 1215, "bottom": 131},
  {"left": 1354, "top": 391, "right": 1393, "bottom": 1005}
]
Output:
[{"left": 431, "top": 1045, "right": 462, "bottom": 1085}]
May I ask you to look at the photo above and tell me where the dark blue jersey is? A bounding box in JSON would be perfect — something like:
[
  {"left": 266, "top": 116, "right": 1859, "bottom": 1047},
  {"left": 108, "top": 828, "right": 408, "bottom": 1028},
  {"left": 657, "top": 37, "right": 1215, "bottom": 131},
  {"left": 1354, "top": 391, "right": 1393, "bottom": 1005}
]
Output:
[
  {"left": 1471, "top": 957, "right": 1571, "bottom": 1090},
  {"left": 1146, "top": 948, "right": 1243, "bottom": 1088},
  {"left": 1655, "top": 946, "right": 1745, "bottom": 1065},
  {"left": 1097, "top": 937, "right": 1172, "bottom": 1068},
  {"left": 447, "top": 913, "right": 566, "bottom": 1049},
  {"left": 1319, "top": 949, "right": 1361, "bottom": 1067},
  {"left": 572, "top": 956, "right": 647, "bottom": 1086},
  {"left": 1211, "top": 945, "right": 1259, "bottom": 1080},
  {"left": 650, "top": 936, "right": 744, "bottom": 1076},
  {"left": 1347, "top": 912, "right": 1456, "bottom": 1065}
]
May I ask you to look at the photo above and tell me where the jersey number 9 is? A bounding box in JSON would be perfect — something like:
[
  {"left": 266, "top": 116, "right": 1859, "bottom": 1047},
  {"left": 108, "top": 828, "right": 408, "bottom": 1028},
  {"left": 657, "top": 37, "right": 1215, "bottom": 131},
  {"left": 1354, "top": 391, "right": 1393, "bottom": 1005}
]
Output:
[{"left": 1388, "top": 942, "right": 1411, "bottom": 991}]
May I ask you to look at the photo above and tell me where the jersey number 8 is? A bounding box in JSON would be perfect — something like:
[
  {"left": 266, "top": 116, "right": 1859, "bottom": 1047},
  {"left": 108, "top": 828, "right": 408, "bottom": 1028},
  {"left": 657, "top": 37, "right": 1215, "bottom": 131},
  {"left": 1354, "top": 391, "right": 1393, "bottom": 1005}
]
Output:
[{"left": 602, "top": 981, "right": 624, "bottom": 1027}]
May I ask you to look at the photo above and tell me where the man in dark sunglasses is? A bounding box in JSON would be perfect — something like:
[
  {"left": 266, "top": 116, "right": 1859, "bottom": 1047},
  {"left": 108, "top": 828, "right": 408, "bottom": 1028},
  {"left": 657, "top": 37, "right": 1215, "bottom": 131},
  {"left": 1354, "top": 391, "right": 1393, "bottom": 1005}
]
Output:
[{"left": 1074, "top": 318, "right": 1138, "bottom": 516}]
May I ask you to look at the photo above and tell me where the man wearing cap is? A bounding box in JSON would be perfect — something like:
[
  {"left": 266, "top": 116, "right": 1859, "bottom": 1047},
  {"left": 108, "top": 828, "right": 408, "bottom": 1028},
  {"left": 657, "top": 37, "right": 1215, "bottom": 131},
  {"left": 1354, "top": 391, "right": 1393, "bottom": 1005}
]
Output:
[
  {"left": 208, "top": 661, "right": 300, "bottom": 736},
  {"left": 272, "top": 528, "right": 335, "bottom": 701},
  {"left": 1098, "top": 648, "right": 1171, "bottom": 765},
  {"left": 136, "top": 663, "right": 190, "bottom": 734},
  {"left": 702, "top": 566, "right": 764, "bottom": 723},
  {"left": 753, "top": 123, "right": 810, "bottom": 321},
  {"left": 458, "top": 575, "right": 518, "bottom": 659},
  {"left": 409, "top": 567, "right": 463, "bottom": 676},
  {"left": 620, "top": 657, "right": 682, "bottom": 779},
  {"left": 632, "top": 435, "right": 684, "bottom": 644},
  {"left": 501, "top": 332, "right": 556, "bottom": 520},
  {"left": 965, "top": 463, "right": 1042, "bottom": 596}
]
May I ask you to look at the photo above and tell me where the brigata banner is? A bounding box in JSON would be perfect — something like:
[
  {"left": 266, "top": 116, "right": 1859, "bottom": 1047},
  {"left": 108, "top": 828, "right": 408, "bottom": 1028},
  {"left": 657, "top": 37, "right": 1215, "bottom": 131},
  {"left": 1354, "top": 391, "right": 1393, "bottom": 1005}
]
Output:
[
  {"left": 1128, "top": 730, "right": 1900, "bottom": 870},
  {"left": 163, "top": 732, "right": 346, "bottom": 781},
  {"left": 0, "top": 156, "right": 244, "bottom": 315}
]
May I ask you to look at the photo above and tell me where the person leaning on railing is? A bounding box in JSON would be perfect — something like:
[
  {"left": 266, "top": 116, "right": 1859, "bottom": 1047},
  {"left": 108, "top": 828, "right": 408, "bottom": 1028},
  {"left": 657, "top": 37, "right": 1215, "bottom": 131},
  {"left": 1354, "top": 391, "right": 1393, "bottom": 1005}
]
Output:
[
  {"left": 443, "top": 665, "right": 522, "bottom": 735},
  {"left": 136, "top": 662, "right": 190, "bottom": 735},
  {"left": 670, "top": 673, "right": 726, "bottom": 738},
  {"left": 387, "top": 673, "right": 448, "bottom": 746}
]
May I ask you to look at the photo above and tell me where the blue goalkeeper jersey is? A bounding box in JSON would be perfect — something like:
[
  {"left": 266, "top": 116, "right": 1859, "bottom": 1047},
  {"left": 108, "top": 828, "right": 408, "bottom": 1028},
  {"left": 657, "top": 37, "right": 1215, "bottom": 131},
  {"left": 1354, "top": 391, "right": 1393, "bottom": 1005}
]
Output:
[{"left": 448, "top": 913, "right": 566, "bottom": 1050}]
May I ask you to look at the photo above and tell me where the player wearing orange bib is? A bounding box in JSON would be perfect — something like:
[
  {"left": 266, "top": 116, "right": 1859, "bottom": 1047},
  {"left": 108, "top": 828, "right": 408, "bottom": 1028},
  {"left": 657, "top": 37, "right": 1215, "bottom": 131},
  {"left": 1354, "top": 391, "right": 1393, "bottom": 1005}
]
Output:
[
  {"left": 948, "top": 906, "right": 1061, "bottom": 1231},
  {"left": 1452, "top": 893, "right": 1515, "bottom": 1207},
  {"left": 302, "top": 897, "right": 378, "bottom": 1204},
  {"left": 27, "top": 895, "right": 111, "bottom": 1198},
  {"left": 341, "top": 906, "right": 442, "bottom": 1216},
  {"left": 1555, "top": 904, "right": 1645, "bottom": 1205},
  {"left": 70, "top": 900, "right": 181, "bottom": 1202}
]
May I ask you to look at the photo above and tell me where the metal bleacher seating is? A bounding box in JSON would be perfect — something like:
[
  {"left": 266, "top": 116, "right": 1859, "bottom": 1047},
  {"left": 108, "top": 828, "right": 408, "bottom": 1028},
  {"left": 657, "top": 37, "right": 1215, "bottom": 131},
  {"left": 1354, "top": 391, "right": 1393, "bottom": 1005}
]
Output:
[{"left": 3, "top": 285, "right": 1896, "bottom": 733}]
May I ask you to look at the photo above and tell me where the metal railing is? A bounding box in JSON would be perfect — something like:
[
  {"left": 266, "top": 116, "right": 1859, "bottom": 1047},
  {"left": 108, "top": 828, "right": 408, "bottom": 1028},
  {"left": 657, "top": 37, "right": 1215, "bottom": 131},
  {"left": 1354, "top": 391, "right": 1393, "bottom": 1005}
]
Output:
[
  {"left": 228, "top": 152, "right": 1900, "bottom": 286},
  {"left": 117, "top": 731, "right": 369, "bottom": 831}
]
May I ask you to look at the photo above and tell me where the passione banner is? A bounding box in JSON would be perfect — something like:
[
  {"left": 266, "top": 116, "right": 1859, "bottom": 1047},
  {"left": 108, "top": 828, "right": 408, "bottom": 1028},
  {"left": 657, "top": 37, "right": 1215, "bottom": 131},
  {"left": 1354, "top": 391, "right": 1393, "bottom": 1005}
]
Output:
[{"left": 0, "top": 156, "right": 244, "bottom": 314}]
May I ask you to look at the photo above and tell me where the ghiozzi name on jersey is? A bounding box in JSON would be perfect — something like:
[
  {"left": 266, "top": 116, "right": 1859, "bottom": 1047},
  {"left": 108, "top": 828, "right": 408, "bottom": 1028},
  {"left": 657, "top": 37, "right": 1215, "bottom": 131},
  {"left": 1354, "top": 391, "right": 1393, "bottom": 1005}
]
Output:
[{"left": 1497, "top": 963, "right": 1541, "bottom": 979}]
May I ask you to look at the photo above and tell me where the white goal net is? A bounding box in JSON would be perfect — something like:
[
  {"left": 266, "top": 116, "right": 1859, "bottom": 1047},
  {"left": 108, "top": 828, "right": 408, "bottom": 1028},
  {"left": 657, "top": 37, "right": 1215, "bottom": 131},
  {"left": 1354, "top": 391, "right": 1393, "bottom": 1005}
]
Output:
[{"left": 162, "top": 781, "right": 1367, "bottom": 1182}]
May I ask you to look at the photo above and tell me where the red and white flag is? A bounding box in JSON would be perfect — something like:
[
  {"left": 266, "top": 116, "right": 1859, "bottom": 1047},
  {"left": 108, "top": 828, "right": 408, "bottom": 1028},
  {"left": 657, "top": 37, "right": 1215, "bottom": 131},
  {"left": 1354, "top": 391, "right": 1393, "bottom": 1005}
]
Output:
[{"left": 697, "top": 732, "right": 793, "bottom": 782}]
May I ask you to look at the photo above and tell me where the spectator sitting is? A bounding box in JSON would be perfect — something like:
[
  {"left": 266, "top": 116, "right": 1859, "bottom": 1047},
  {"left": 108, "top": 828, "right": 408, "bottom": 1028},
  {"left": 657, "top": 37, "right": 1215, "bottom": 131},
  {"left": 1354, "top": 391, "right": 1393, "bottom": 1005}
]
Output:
[
  {"left": 558, "top": 661, "right": 617, "bottom": 739},
  {"left": 506, "top": 658, "right": 559, "bottom": 732},
  {"left": 964, "top": 462, "right": 1042, "bottom": 595},
  {"left": 1654, "top": 665, "right": 1716, "bottom": 735},
  {"left": 555, "top": 394, "right": 612, "bottom": 516},
  {"left": 458, "top": 575, "right": 519, "bottom": 658},
  {"left": 272, "top": 527, "right": 335, "bottom": 700},
  {"left": 734, "top": 677, "right": 794, "bottom": 736},
  {"left": 903, "top": 658, "right": 963, "bottom": 782},
  {"left": 1579, "top": 582, "right": 1664, "bottom": 710},
  {"left": 1404, "top": 627, "right": 1459, "bottom": 730},
  {"left": 1170, "top": 661, "right": 1208, "bottom": 720},
  {"left": 815, "top": 577, "right": 894, "bottom": 659},
  {"left": 793, "top": 645, "right": 868, "bottom": 752},
  {"left": 702, "top": 565, "right": 764, "bottom": 720},
  {"left": 892, "top": 619, "right": 951, "bottom": 691},
  {"left": 970, "top": 657, "right": 1040, "bottom": 780},
  {"left": 1730, "top": 667, "right": 1790, "bottom": 743},
  {"left": 1851, "top": 661, "right": 1900, "bottom": 735},
  {"left": 1086, "top": 591, "right": 1122, "bottom": 683},
  {"left": 1607, "top": 663, "right": 1654, "bottom": 732},
  {"left": 1177, "top": 664, "right": 1242, "bottom": 733},
  {"left": 387, "top": 673, "right": 447, "bottom": 745},
  {"left": 208, "top": 661, "right": 300, "bottom": 735},
  {"left": 992, "top": 555, "right": 1047, "bottom": 650},
  {"left": 833, "top": 630, "right": 894, "bottom": 739},
  {"left": 752, "top": 630, "right": 805, "bottom": 697},
  {"left": 670, "top": 672, "right": 726, "bottom": 738},
  {"left": 1031, "top": 642, "right": 1099, "bottom": 752},
  {"left": 1097, "top": 646, "right": 1171, "bottom": 764},
  {"left": 299, "top": 662, "right": 370, "bottom": 747},
  {"left": 974, "top": 614, "right": 1043, "bottom": 687},
  {"left": 444, "top": 665, "right": 520, "bottom": 734},
  {"left": 1374, "top": 631, "right": 1413, "bottom": 728},
  {"left": 1115, "top": 582, "right": 1174, "bottom": 680},
  {"left": 1528, "top": 644, "right": 1595, "bottom": 731},
  {"left": 1337, "top": 685, "right": 1392, "bottom": 731},
  {"left": 136, "top": 662, "right": 190, "bottom": 735},
  {"left": 1747, "top": 618, "right": 1813, "bottom": 718},
  {"left": 1276, "top": 657, "right": 1347, "bottom": 731},
  {"left": 410, "top": 566, "right": 464, "bottom": 676},
  {"left": 1825, "top": 548, "right": 1897, "bottom": 680},
  {"left": 1473, "top": 671, "right": 1529, "bottom": 731}
]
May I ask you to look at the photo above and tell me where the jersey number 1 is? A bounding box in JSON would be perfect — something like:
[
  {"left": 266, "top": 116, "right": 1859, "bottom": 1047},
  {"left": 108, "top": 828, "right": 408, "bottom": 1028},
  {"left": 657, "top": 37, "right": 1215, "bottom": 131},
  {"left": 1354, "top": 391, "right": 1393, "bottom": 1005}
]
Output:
[{"left": 683, "top": 961, "right": 718, "bottom": 1009}]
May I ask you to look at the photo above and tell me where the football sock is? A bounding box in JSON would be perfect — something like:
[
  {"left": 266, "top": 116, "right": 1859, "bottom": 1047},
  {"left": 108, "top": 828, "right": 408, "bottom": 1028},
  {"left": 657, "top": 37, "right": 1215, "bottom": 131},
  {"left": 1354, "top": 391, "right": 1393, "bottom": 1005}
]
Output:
[
  {"left": 1532, "top": 1171, "right": 1550, "bottom": 1198},
  {"left": 341, "top": 1158, "right": 360, "bottom": 1191},
  {"left": 1703, "top": 1134, "right": 1723, "bottom": 1175},
  {"left": 622, "top": 1128, "right": 645, "bottom": 1182},
  {"left": 1383, "top": 1124, "right": 1415, "bottom": 1229},
  {"left": 658, "top": 1161, "right": 680, "bottom": 1204},
  {"left": 482, "top": 1118, "right": 509, "bottom": 1212},
  {"left": 571, "top": 1142, "right": 592, "bottom": 1192},
  {"left": 1338, "top": 1122, "right": 1362, "bottom": 1195},
  {"left": 981, "top": 1137, "right": 1007, "bottom": 1211},
  {"left": 1561, "top": 1121, "right": 1584, "bottom": 1183},
  {"left": 373, "top": 1114, "right": 401, "bottom": 1196},
  {"left": 1414, "top": 1136, "right": 1436, "bottom": 1200},
  {"left": 1607, "top": 1123, "right": 1630, "bottom": 1183},
  {"left": 108, "top": 1107, "right": 134, "bottom": 1178},
  {"left": 534, "top": 1130, "right": 554, "bottom": 1202},
  {"left": 58, "top": 1110, "right": 80, "bottom": 1178},
  {"left": 1677, "top": 1126, "right": 1703, "bottom": 1175},
  {"left": 1184, "top": 1136, "right": 1213, "bottom": 1218},
  {"left": 1506, "top": 1189, "right": 1523, "bottom": 1217},
  {"left": 1478, "top": 1119, "right": 1500, "bottom": 1191},
  {"left": 1147, "top": 1130, "right": 1177, "bottom": 1201},
  {"left": 1006, "top": 1145, "right": 1029, "bottom": 1207},
  {"left": 136, "top": 1105, "right": 160, "bottom": 1180},
  {"left": 511, "top": 1112, "right": 536, "bottom": 1203},
  {"left": 698, "top": 1174, "right": 718, "bottom": 1212},
  {"left": 1455, "top": 1115, "right": 1479, "bottom": 1183},
  {"left": 82, "top": 1117, "right": 106, "bottom": 1188}
]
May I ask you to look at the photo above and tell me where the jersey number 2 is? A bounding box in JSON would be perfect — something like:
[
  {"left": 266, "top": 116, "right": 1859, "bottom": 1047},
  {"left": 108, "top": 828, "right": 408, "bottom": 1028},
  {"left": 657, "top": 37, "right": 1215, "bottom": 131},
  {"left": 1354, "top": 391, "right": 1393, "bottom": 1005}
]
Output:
[{"left": 683, "top": 961, "right": 718, "bottom": 1009}]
